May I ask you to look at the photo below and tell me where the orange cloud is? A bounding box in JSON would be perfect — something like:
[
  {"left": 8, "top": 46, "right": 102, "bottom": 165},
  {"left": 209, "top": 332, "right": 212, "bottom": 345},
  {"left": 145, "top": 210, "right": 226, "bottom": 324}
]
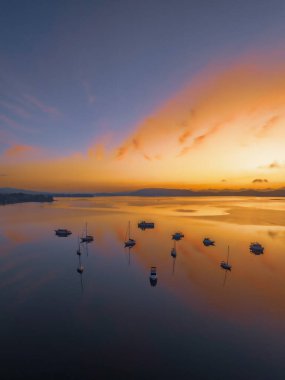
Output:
[
  {"left": 2, "top": 50, "right": 285, "bottom": 191},
  {"left": 256, "top": 115, "right": 280, "bottom": 138},
  {"left": 87, "top": 143, "right": 105, "bottom": 160},
  {"left": 3, "top": 144, "right": 39, "bottom": 158},
  {"left": 115, "top": 52, "right": 285, "bottom": 162}
]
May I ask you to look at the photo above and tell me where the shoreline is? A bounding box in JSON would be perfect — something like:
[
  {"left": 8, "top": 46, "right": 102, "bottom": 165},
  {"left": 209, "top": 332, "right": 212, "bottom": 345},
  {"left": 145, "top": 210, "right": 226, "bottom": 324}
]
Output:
[{"left": 0, "top": 193, "right": 54, "bottom": 206}]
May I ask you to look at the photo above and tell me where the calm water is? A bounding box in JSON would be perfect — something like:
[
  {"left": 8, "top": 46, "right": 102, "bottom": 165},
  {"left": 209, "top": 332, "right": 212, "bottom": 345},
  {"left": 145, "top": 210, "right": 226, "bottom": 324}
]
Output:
[{"left": 1, "top": 196, "right": 285, "bottom": 379}]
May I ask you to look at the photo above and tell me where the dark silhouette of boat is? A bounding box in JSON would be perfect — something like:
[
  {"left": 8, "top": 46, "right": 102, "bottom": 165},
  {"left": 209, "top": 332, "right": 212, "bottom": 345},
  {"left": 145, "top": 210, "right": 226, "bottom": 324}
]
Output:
[
  {"left": 55, "top": 228, "right": 72, "bottom": 237},
  {"left": 220, "top": 246, "right": 232, "bottom": 271},
  {"left": 76, "top": 237, "right": 82, "bottom": 255},
  {"left": 203, "top": 237, "right": 215, "bottom": 246},
  {"left": 149, "top": 266, "right": 157, "bottom": 287},
  {"left": 125, "top": 221, "right": 136, "bottom": 247},
  {"left": 250, "top": 242, "right": 264, "bottom": 255},
  {"left": 172, "top": 232, "right": 184, "bottom": 241},
  {"left": 171, "top": 240, "right": 177, "bottom": 258},
  {"left": 80, "top": 223, "right": 94, "bottom": 243},
  {"left": 138, "top": 221, "right": 155, "bottom": 230}
]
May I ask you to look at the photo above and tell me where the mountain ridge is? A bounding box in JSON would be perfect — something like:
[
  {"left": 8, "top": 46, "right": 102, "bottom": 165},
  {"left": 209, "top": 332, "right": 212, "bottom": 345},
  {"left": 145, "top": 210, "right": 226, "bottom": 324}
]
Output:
[{"left": 1, "top": 187, "right": 285, "bottom": 197}]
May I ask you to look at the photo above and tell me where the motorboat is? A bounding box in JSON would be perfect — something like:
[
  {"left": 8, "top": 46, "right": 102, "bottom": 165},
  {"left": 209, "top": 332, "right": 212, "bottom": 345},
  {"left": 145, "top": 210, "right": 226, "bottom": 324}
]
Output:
[
  {"left": 138, "top": 221, "right": 155, "bottom": 230},
  {"left": 172, "top": 232, "right": 184, "bottom": 241},
  {"left": 203, "top": 237, "right": 215, "bottom": 246},
  {"left": 125, "top": 221, "right": 136, "bottom": 247},
  {"left": 250, "top": 242, "right": 264, "bottom": 254},
  {"left": 220, "top": 246, "right": 232, "bottom": 271},
  {"left": 81, "top": 223, "right": 94, "bottom": 243},
  {"left": 55, "top": 228, "right": 72, "bottom": 237},
  {"left": 149, "top": 266, "right": 158, "bottom": 286}
]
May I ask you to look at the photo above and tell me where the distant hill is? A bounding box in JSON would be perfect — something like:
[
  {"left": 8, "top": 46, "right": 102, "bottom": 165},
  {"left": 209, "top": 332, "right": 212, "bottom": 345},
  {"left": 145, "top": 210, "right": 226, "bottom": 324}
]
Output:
[
  {"left": 0, "top": 193, "right": 54, "bottom": 205},
  {"left": 1, "top": 187, "right": 285, "bottom": 198},
  {"left": 0, "top": 188, "right": 94, "bottom": 197},
  {"left": 0, "top": 187, "right": 45, "bottom": 194},
  {"left": 94, "top": 187, "right": 285, "bottom": 197}
]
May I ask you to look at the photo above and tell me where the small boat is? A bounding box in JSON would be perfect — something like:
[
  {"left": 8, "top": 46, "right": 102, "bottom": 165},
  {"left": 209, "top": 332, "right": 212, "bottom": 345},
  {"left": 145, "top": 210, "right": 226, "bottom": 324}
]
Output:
[
  {"left": 172, "top": 232, "right": 184, "bottom": 241},
  {"left": 77, "top": 252, "right": 84, "bottom": 273},
  {"left": 138, "top": 221, "right": 155, "bottom": 230},
  {"left": 250, "top": 242, "right": 264, "bottom": 254},
  {"left": 171, "top": 247, "right": 177, "bottom": 258},
  {"left": 171, "top": 240, "right": 177, "bottom": 258},
  {"left": 55, "top": 228, "right": 72, "bottom": 237},
  {"left": 81, "top": 223, "right": 94, "bottom": 243},
  {"left": 125, "top": 221, "right": 136, "bottom": 247},
  {"left": 76, "top": 237, "right": 81, "bottom": 255},
  {"left": 203, "top": 237, "right": 215, "bottom": 246},
  {"left": 77, "top": 264, "right": 84, "bottom": 274},
  {"left": 149, "top": 266, "right": 158, "bottom": 286},
  {"left": 220, "top": 246, "right": 232, "bottom": 270}
]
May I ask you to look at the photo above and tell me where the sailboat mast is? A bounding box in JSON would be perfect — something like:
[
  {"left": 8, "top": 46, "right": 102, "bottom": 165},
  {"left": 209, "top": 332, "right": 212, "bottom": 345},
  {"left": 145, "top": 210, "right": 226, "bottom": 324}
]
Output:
[{"left": 227, "top": 245, "right": 230, "bottom": 264}]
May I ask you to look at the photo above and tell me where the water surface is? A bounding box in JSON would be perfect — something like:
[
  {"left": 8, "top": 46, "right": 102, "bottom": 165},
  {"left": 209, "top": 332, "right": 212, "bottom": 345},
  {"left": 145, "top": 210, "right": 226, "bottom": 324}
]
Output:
[{"left": 1, "top": 196, "right": 285, "bottom": 379}]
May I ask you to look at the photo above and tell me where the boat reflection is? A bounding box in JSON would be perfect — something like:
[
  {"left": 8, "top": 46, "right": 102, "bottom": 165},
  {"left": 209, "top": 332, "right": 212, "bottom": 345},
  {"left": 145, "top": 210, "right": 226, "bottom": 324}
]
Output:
[
  {"left": 76, "top": 251, "right": 84, "bottom": 292},
  {"left": 222, "top": 268, "right": 230, "bottom": 287}
]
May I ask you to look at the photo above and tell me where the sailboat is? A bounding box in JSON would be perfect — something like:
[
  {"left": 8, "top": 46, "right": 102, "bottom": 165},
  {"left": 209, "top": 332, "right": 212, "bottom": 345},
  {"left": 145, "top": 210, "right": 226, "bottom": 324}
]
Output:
[
  {"left": 220, "top": 246, "right": 232, "bottom": 270},
  {"left": 76, "top": 237, "right": 82, "bottom": 255},
  {"left": 124, "top": 221, "right": 136, "bottom": 247},
  {"left": 77, "top": 255, "right": 84, "bottom": 274},
  {"left": 80, "top": 223, "right": 94, "bottom": 243},
  {"left": 171, "top": 240, "right": 177, "bottom": 258}
]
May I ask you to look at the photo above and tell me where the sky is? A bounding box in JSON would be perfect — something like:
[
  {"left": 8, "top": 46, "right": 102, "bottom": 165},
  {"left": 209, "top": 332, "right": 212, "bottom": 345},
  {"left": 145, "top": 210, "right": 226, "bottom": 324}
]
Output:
[{"left": 1, "top": 0, "right": 285, "bottom": 192}]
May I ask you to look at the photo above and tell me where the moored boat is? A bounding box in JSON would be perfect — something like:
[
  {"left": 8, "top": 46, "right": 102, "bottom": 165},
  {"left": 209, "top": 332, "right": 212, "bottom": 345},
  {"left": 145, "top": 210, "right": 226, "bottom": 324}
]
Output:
[
  {"left": 81, "top": 223, "right": 94, "bottom": 243},
  {"left": 203, "top": 237, "right": 215, "bottom": 246},
  {"left": 138, "top": 221, "right": 155, "bottom": 230},
  {"left": 250, "top": 242, "right": 264, "bottom": 254},
  {"left": 55, "top": 228, "right": 72, "bottom": 237},
  {"left": 125, "top": 221, "right": 136, "bottom": 247},
  {"left": 172, "top": 232, "right": 184, "bottom": 241},
  {"left": 220, "top": 246, "right": 232, "bottom": 271}
]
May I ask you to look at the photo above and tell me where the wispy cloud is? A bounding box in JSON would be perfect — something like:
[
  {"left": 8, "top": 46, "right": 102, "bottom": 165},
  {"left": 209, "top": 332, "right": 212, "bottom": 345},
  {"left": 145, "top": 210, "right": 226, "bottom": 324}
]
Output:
[
  {"left": 87, "top": 143, "right": 105, "bottom": 160},
  {"left": 0, "top": 113, "right": 37, "bottom": 133},
  {"left": 0, "top": 173, "right": 8, "bottom": 177},
  {"left": 252, "top": 178, "right": 268, "bottom": 183},
  {"left": 3, "top": 144, "right": 39, "bottom": 158},
  {"left": 177, "top": 124, "right": 221, "bottom": 157},
  {"left": 0, "top": 114, "right": 23, "bottom": 130},
  {"left": 256, "top": 115, "right": 280, "bottom": 138},
  {"left": 115, "top": 52, "right": 285, "bottom": 162},
  {"left": 259, "top": 161, "right": 285, "bottom": 169},
  {"left": 23, "top": 95, "right": 61, "bottom": 117},
  {"left": 0, "top": 101, "right": 32, "bottom": 119}
]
